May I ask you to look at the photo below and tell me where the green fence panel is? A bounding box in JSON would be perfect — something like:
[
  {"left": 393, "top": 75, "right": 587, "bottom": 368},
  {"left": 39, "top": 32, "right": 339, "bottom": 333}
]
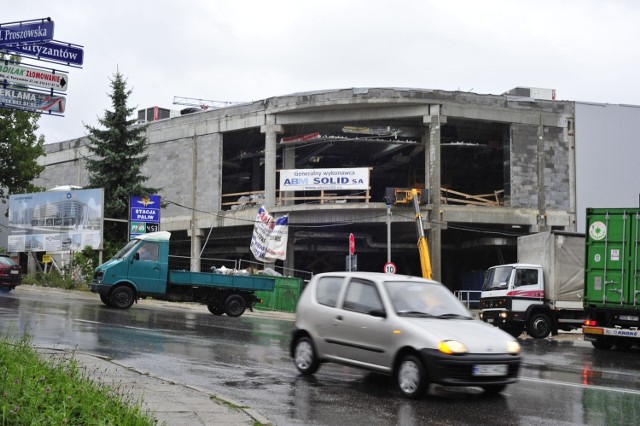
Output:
[{"left": 256, "top": 277, "right": 303, "bottom": 312}]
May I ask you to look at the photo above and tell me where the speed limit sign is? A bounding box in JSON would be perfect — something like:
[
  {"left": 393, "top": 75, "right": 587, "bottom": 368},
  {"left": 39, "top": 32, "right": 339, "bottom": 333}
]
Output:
[{"left": 384, "top": 262, "right": 397, "bottom": 274}]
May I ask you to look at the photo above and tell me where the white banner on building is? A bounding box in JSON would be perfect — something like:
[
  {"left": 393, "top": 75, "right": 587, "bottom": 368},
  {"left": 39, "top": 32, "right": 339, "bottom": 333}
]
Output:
[
  {"left": 280, "top": 167, "right": 369, "bottom": 191},
  {"left": 250, "top": 206, "right": 288, "bottom": 261}
]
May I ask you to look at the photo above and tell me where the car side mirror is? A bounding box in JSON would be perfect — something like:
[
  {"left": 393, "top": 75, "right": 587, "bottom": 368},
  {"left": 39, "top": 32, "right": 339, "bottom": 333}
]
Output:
[
  {"left": 369, "top": 309, "right": 387, "bottom": 318},
  {"left": 133, "top": 252, "right": 140, "bottom": 261}
]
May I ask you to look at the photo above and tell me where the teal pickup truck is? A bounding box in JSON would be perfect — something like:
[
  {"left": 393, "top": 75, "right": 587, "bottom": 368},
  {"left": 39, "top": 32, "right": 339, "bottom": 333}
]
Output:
[{"left": 90, "top": 231, "right": 276, "bottom": 317}]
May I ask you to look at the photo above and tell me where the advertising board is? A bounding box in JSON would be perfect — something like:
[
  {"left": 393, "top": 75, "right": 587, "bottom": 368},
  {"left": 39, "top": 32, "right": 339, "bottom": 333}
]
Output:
[
  {"left": 7, "top": 189, "right": 104, "bottom": 252},
  {"left": 279, "top": 167, "right": 370, "bottom": 191}
]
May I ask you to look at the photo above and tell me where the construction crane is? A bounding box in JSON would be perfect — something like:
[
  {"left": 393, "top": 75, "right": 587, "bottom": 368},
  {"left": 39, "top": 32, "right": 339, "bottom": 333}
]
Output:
[
  {"left": 408, "top": 188, "right": 433, "bottom": 280},
  {"left": 172, "top": 96, "right": 243, "bottom": 110}
]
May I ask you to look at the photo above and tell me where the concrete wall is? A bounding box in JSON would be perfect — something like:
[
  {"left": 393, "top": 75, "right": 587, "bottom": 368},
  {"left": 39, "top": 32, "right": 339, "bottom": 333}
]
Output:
[{"left": 509, "top": 124, "right": 571, "bottom": 211}]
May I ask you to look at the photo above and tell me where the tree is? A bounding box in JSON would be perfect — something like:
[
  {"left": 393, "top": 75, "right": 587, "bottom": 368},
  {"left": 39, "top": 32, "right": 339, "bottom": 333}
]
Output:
[
  {"left": 0, "top": 108, "right": 46, "bottom": 206},
  {"left": 84, "top": 71, "right": 157, "bottom": 241}
]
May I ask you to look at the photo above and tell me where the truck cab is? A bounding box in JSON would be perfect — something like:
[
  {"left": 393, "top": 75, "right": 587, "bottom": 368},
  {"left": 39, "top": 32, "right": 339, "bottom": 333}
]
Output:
[
  {"left": 480, "top": 264, "right": 548, "bottom": 338},
  {"left": 90, "top": 232, "right": 170, "bottom": 308}
]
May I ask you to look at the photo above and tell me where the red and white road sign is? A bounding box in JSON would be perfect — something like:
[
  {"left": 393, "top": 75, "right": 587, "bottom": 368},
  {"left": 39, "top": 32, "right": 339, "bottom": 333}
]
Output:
[
  {"left": 384, "top": 262, "right": 397, "bottom": 274},
  {"left": 349, "top": 233, "right": 355, "bottom": 255}
]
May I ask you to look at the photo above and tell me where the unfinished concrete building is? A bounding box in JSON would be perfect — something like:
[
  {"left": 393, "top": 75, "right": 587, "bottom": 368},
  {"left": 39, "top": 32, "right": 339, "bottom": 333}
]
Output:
[{"left": 35, "top": 87, "right": 577, "bottom": 292}]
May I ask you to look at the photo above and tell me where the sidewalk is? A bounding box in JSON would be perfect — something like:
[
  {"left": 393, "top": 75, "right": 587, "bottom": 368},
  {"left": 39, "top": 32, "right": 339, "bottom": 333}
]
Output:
[{"left": 42, "top": 348, "right": 271, "bottom": 426}]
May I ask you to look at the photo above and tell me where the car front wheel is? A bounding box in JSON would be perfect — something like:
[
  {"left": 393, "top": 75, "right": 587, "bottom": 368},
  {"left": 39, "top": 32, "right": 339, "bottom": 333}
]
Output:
[
  {"left": 294, "top": 336, "right": 320, "bottom": 375},
  {"left": 110, "top": 286, "right": 135, "bottom": 309},
  {"left": 396, "top": 354, "right": 428, "bottom": 399}
]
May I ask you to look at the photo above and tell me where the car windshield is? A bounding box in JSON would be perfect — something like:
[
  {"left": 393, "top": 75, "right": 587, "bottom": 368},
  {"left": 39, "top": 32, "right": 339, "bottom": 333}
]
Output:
[
  {"left": 0, "top": 256, "right": 17, "bottom": 266},
  {"left": 112, "top": 239, "right": 141, "bottom": 259},
  {"left": 482, "top": 266, "right": 512, "bottom": 291},
  {"left": 384, "top": 280, "right": 472, "bottom": 318}
]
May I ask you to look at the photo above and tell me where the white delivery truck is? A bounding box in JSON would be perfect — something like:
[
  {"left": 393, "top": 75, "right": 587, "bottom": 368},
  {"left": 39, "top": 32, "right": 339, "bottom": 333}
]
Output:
[{"left": 479, "top": 232, "right": 585, "bottom": 338}]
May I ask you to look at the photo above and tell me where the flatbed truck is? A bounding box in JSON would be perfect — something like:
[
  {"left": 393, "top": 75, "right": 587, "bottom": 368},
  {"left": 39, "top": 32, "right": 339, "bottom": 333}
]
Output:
[{"left": 90, "top": 231, "right": 279, "bottom": 317}]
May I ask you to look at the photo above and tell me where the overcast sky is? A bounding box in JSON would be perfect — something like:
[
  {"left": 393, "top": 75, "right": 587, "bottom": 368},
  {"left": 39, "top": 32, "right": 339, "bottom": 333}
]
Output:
[{"left": 4, "top": 0, "right": 640, "bottom": 143}]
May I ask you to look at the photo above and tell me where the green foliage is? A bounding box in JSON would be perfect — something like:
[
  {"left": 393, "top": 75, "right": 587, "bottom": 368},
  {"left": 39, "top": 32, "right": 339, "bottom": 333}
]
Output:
[
  {"left": 84, "top": 71, "right": 158, "bottom": 241},
  {"left": 22, "top": 269, "right": 88, "bottom": 291},
  {"left": 0, "top": 330, "right": 155, "bottom": 425},
  {"left": 0, "top": 106, "right": 46, "bottom": 205},
  {"left": 73, "top": 246, "right": 99, "bottom": 286}
]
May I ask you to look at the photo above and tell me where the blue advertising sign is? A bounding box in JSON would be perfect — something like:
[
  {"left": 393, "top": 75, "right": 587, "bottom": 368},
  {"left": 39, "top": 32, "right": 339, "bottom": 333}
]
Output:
[
  {"left": 0, "top": 19, "right": 54, "bottom": 47},
  {"left": 2, "top": 39, "right": 84, "bottom": 67},
  {"left": 129, "top": 195, "right": 161, "bottom": 239}
]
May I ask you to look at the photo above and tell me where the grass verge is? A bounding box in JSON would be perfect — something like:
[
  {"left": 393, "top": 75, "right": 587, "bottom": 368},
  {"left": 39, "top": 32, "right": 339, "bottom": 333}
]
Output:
[{"left": 0, "top": 329, "right": 156, "bottom": 425}]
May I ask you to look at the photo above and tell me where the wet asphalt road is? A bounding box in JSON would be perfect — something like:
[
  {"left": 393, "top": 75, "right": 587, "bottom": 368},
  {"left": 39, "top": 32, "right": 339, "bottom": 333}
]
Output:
[{"left": 2, "top": 286, "right": 640, "bottom": 425}]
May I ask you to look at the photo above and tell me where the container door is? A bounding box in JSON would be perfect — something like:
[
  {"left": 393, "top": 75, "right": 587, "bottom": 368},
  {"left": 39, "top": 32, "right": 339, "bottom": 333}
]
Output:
[
  {"left": 585, "top": 209, "right": 631, "bottom": 307},
  {"left": 630, "top": 212, "right": 640, "bottom": 307}
]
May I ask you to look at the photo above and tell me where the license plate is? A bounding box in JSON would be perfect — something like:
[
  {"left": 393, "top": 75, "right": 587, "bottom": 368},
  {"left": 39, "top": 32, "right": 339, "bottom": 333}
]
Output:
[
  {"left": 10, "top": 270, "right": 19, "bottom": 275},
  {"left": 619, "top": 315, "right": 639, "bottom": 322},
  {"left": 487, "top": 318, "right": 494, "bottom": 323},
  {"left": 473, "top": 364, "right": 507, "bottom": 377}
]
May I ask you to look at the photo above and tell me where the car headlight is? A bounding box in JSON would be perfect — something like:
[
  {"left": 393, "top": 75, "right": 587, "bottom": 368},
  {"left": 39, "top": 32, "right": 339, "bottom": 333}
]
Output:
[
  {"left": 507, "top": 340, "right": 521, "bottom": 355},
  {"left": 438, "top": 340, "right": 468, "bottom": 355}
]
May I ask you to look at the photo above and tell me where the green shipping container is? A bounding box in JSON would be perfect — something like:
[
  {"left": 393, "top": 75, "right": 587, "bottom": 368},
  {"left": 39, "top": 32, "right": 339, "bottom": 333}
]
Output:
[
  {"left": 255, "top": 277, "right": 303, "bottom": 312},
  {"left": 584, "top": 208, "right": 640, "bottom": 309}
]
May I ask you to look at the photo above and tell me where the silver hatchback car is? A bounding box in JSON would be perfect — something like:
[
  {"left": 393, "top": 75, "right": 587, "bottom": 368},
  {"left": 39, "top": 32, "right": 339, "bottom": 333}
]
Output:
[{"left": 291, "top": 272, "right": 521, "bottom": 398}]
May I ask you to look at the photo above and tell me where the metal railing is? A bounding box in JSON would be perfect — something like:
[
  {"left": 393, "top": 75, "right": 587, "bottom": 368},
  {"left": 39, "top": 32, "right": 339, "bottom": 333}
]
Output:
[{"left": 454, "top": 290, "right": 482, "bottom": 309}]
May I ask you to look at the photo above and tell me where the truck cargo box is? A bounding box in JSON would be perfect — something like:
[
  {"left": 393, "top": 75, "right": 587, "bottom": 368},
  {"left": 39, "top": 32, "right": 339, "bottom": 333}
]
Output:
[
  {"left": 517, "top": 231, "right": 584, "bottom": 304},
  {"left": 584, "top": 208, "right": 640, "bottom": 310},
  {"left": 169, "top": 270, "right": 275, "bottom": 292}
]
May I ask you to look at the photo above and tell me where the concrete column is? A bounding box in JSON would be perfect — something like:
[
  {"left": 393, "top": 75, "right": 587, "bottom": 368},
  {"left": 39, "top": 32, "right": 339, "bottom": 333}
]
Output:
[
  {"left": 537, "top": 118, "right": 548, "bottom": 232},
  {"left": 188, "top": 228, "right": 204, "bottom": 271},
  {"left": 424, "top": 109, "right": 446, "bottom": 282},
  {"left": 260, "top": 115, "right": 283, "bottom": 207},
  {"left": 284, "top": 229, "right": 295, "bottom": 276},
  {"left": 567, "top": 117, "right": 577, "bottom": 232},
  {"left": 282, "top": 144, "right": 296, "bottom": 206},
  {"left": 209, "top": 132, "right": 223, "bottom": 212}
]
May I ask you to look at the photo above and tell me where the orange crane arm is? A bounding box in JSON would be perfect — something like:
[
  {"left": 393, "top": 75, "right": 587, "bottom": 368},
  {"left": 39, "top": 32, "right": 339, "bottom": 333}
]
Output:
[{"left": 411, "top": 189, "right": 432, "bottom": 279}]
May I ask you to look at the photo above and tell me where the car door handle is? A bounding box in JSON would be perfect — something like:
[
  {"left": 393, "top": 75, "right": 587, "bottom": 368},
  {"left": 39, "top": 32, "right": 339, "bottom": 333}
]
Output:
[
  {"left": 336, "top": 315, "right": 343, "bottom": 321},
  {"left": 153, "top": 266, "right": 160, "bottom": 271}
]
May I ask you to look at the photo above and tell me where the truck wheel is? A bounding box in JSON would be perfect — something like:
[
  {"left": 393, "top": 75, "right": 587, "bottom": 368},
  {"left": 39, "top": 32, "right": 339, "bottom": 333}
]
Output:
[
  {"left": 396, "top": 354, "right": 428, "bottom": 399},
  {"left": 224, "top": 294, "right": 246, "bottom": 317},
  {"left": 591, "top": 337, "right": 613, "bottom": 350},
  {"left": 502, "top": 325, "right": 524, "bottom": 338},
  {"left": 482, "top": 384, "right": 507, "bottom": 395},
  {"left": 100, "top": 295, "right": 113, "bottom": 307},
  {"left": 526, "top": 313, "right": 552, "bottom": 339},
  {"left": 207, "top": 304, "right": 225, "bottom": 316},
  {"left": 615, "top": 339, "right": 633, "bottom": 350},
  {"left": 110, "top": 286, "right": 135, "bottom": 309},
  {"left": 293, "top": 336, "right": 320, "bottom": 375}
]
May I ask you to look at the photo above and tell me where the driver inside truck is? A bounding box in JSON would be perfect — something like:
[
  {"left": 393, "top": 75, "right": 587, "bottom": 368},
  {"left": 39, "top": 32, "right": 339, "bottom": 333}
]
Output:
[{"left": 138, "top": 243, "right": 159, "bottom": 261}]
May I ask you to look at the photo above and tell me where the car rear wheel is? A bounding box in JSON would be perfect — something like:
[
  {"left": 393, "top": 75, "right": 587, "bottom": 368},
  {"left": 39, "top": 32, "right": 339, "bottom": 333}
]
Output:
[
  {"left": 224, "top": 294, "right": 246, "bottom": 317},
  {"left": 294, "top": 336, "right": 320, "bottom": 375},
  {"left": 396, "top": 355, "right": 428, "bottom": 399}
]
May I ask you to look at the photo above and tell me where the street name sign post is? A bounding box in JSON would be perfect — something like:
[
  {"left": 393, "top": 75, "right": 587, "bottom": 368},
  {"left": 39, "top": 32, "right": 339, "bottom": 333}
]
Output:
[
  {"left": 0, "top": 18, "right": 54, "bottom": 47},
  {"left": 1, "top": 39, "right": 84, "bottom": 67}
]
